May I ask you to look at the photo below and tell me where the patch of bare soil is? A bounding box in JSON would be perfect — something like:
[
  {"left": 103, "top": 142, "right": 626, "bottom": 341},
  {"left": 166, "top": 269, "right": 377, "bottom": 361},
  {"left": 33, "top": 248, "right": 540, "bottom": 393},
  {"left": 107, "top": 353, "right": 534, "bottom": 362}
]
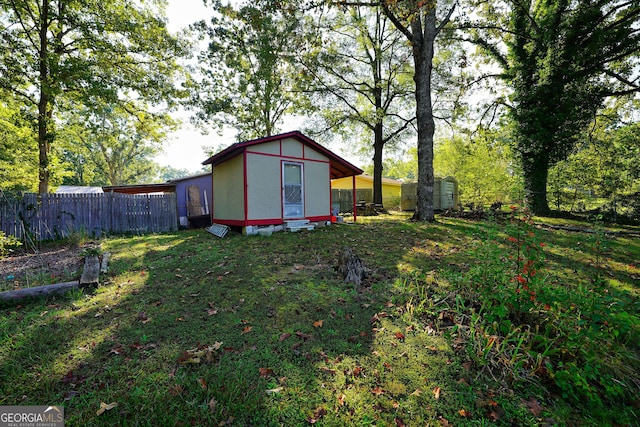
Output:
[{"left": 0, "top": 244, "right": 87, "bottom": 291}]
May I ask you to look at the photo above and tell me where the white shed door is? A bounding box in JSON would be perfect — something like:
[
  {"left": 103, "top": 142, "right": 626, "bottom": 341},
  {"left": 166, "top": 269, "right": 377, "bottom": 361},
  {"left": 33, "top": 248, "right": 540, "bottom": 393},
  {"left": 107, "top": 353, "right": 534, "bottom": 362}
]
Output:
[{"left": 283, "top": 162, "right": 304, "bottom": 218}]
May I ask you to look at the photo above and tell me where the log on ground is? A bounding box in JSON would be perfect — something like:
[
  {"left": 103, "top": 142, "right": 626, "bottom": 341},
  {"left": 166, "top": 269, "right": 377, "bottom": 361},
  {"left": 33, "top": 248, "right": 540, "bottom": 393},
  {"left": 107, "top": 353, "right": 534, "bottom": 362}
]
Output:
[{"left": 0, "top": 281, "right": 80, "bottom": 301}]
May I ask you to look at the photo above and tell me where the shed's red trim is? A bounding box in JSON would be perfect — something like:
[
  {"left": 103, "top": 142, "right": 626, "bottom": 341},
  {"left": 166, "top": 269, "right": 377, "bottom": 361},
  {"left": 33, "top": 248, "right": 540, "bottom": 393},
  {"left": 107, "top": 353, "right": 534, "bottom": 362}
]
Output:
[
  {"left": 202, "top": 131, "right": 362, "bottom": 180},
  {"left": 211, "top": 217, "right": 331, "bottom": 227}
]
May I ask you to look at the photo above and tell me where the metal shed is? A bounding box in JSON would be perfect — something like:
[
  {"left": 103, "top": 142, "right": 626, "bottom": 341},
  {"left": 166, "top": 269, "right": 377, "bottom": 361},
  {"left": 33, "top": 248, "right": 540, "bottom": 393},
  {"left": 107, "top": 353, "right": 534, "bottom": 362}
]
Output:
[{"left": 400, "top": 177, "right": 459, "bottom": 211}]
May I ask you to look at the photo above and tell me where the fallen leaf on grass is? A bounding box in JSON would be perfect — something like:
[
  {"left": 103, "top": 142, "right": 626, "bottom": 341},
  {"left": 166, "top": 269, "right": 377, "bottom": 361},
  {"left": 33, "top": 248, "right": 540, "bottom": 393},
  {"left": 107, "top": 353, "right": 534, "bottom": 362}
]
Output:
[
  {"left": 96, "top": 402, "right": 118, "bottom": 416},
  {"left": 395, "top": 331, "right": 405, "bottom": 341},
  {"left": 178, "top": 344, "right": 222, "bottom": 365},
  {"left": 259, "top": 367, "right": 274, "bottom": 378},
  {"left": 521, "top": 397, "right": 544, "bottom": 417},
  {"left": 306, "top": 407, "right": 327, "bottom": 424},
  {"left": 218, "top": 416, "right": 235, "bottom": 426},
  {"left": 61, "top": 370, "right": 86, "bottom": 386},
  {"left": 129, "top": 342, "right": 144, "bottom": 350},
  {"left": 136, "top": 311, "right": 151, "bottom": 324},
  {"left": 295, "top": 331, "right": 313, "bottom": 340},
  {"left": 241, "top": 326, "right": 253, "bottom": 335},
  {"left": 410, "top": 389, "right": 422, "bottom": 397},
  {"left": 265, "top": 387, "right": 284, "bottom": 395},
  {"left": 208, "top": 398, "right": 217, "bottom": 412},
  {"left": 313, "top": 320, "right": 324, "bottom": 328},
  {"left": 337, "top": 393, "right": 346, "bottom": 406},
  {"left": 63, "top": 390, "right": 80, "bottom": 401},
  {"left": 109, "top": 344, "right": 124, "bottom": 356},
  {"left": 197, "top": 378, "right": 207, "bottom": 390},
  {"left": 320, "top": 367, "right": 336, "bottom": 375},
  {"left": 458, "top": 409, "right": 472, "bottom": 418},
  {"left": 371, "top": 386, "right": 385, "bottom": 396},
  {"left": 433, "top": 387, "right": 441, "bottom": 400},
  {"left": 279, "top": 332, "right": 291, "bottom": 341},
  {"left": 352, "top": 366, "right": 364, "bottom": 377},
  {"left": 168, "top": 385, "right": 183, "bottom": 396}
]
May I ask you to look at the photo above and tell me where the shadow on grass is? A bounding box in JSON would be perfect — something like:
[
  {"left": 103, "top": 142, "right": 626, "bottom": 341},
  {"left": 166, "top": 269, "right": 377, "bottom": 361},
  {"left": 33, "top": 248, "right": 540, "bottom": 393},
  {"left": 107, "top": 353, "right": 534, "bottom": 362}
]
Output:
[
  {"left": 2, "top": 228, "right": 387, "bottom": 425},
  {"left": 2, "top": 217, "right": 637, "bottom": 425}
]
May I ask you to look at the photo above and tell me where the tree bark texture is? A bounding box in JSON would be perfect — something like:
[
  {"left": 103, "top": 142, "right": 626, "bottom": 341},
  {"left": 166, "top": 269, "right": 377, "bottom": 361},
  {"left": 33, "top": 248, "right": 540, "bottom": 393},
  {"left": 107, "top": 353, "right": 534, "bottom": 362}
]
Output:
[
  {"left": 37, "top": 0, "right": 51, "bottom": 194},
  {"left": 411, "top": 9, "right": 436, "bottom": 222},
  {"left": 522, "top": 152, "right": 551, "bottom": 216}
]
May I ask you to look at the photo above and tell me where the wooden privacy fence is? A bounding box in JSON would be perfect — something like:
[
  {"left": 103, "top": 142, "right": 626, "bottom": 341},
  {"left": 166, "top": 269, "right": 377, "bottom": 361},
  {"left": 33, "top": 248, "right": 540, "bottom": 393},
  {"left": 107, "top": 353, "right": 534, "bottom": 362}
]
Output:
[
  {"left": 332, "top": 189, "right": 373, "bottom": 213},
  {"left": 0, "top": 192, "right": 178, "bottom": 241}
]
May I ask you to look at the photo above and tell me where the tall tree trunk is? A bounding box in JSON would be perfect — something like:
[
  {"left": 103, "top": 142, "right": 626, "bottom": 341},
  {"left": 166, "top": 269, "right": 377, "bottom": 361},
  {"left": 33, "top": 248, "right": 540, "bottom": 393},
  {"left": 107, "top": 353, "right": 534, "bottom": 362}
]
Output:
[
  {"left": 37, "top": 0, "right": 51, "bottom": 194},
  {"left": 411, "top": 10, "right": 436, "bottom": 222},
  {"left": 522, "top": 152, "right": 551, "bottom": 216},
  {"left": 372, "top": 121, "right": 384, "bottom": 205},
  {"left": 372, "top": 25, "right": 384, "bottom": 208}
]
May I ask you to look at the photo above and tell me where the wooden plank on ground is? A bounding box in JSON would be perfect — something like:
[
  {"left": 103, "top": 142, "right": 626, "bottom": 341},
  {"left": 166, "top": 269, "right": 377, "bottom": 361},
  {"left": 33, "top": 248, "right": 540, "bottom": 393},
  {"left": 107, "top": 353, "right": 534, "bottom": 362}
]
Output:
[
  {"left": 101, "top": 252, "right": 111, "bottom": 274},
  {"left": 80, "top": 255, "right": 100, "bottom": 286}
]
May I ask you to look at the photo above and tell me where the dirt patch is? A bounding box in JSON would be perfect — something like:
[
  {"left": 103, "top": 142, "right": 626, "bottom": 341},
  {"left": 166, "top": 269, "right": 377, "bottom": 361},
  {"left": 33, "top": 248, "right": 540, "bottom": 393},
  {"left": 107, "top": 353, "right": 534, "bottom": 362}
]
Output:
[{"left": 0, "top": 244, "right": 87, "bottom": 291}]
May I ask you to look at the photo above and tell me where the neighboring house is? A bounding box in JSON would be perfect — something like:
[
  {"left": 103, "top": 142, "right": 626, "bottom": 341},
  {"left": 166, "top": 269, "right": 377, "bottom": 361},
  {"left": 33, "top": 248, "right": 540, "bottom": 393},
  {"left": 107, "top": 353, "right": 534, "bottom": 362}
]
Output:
[
  {"left": 202, "top": 131, "right": 363, "bottom": 232},
  {"left": 331, "top": 174, "right": 402, "bottom": 209},
  {"left": 168, "top": 172, "right": 212, "bottom": 228}
]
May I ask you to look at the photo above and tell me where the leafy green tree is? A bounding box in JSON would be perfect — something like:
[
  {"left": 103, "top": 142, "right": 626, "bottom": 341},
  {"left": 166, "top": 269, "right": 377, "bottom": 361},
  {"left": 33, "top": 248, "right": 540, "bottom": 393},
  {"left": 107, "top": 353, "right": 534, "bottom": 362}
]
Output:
[
  {"left": 301, "top": 5, "right": 416, "bottom": 206},
  {"left": 433, "top": 133, "right": 520, "bottom": 206},
  {"left": 0, "top": 98, "right": 38, "bottom": 192},
  {"left": 468, "top": 0, "right": 640, "bottom": 215},
  {"left": 191, "top": 1, "right": 309, "bottom": 141},
  {"left": 0, "top": 0, "right": 186, "bottom": 193},
  {"left": 158, "top": 166, "right": 193, "bottom": 182},
  {"left": 59, "top": 102, "right": 177, "bottom": 186},
  {"left": 365, "top": 147, "right": 418, "bottom": 181},
  {"left": 374, "top": 0, "right": 457, "bottom": 221},
  {"left": 549, "top": 113, "right": 640, "bottom": 213}
]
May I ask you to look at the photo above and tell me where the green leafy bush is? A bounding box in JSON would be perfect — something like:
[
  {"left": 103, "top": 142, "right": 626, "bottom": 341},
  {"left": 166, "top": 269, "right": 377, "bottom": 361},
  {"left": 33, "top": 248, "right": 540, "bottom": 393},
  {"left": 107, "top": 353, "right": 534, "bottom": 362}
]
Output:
[{"left": 0, "top": 231, "right": 21, "bottom": 258}]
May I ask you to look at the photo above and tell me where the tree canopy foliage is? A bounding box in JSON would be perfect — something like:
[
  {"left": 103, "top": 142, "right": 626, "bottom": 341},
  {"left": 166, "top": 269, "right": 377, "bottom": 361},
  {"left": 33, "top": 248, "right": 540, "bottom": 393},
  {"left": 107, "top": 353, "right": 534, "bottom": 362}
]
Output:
[
  {"left": 0, "top": 0, "right": 187, "bottom": 192},
  {"left": 299, "top": 5, "right": 416, "bottom": 205},
  {"left": 468, "top": 0, "right": 640, "bottom": 215},
  {"left": 326, "top": 0, "right": 457, "bottom": 220},
  {"left": 434, "top": 133, "right": 520, "bottom": 206},
  {"left": 190, "top": 0, "right": 310, "bottom": 141},
  {"left": 59, "top": 102, "right": 177, "bottom": 186}
]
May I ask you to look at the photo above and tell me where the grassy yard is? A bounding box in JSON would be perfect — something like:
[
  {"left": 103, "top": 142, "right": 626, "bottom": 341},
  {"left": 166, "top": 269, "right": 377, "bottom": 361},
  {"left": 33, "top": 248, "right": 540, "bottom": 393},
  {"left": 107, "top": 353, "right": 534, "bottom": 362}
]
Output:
[{"left": 1, "top": 211, "right": 638, "bottom": 426}]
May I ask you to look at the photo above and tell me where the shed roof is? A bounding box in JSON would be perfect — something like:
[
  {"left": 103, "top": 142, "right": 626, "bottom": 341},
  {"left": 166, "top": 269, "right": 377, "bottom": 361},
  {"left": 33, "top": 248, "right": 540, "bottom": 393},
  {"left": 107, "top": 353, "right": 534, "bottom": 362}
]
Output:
[
  {"left": 56, "top": 185, "right": 104, "bottom": 194},
  {"left": 102, "top": 183, "right": 176, "bottom": 194},
  {"left": 202, "top": 131, "right": 363, "bottom": 179}
]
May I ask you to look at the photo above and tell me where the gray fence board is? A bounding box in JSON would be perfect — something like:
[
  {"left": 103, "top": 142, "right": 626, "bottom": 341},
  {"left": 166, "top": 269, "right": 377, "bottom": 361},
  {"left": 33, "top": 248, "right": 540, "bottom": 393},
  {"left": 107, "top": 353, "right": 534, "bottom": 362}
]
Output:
[
  {"left": 0, "top": 192, "right": 178, "bottom": 241},
  {"left": 332, "top": 189, "right": 373, "bottom": 213}
]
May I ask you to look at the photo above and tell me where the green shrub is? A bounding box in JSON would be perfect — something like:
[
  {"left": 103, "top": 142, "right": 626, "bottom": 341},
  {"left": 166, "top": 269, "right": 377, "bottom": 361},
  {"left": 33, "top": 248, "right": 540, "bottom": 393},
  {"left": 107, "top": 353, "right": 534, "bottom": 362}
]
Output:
[{"left": 0, "top": 231, "right": 21, "bottom": 258}]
